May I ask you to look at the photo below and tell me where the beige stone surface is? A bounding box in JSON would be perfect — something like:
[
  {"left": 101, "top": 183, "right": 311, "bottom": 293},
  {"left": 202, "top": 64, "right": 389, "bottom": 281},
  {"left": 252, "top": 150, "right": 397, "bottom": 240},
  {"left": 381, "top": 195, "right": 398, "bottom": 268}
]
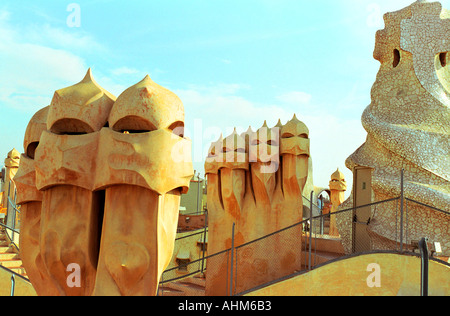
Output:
[
  {"left": 35, "top": 70, "right": 112, "bottom": 296},
  {"left": 23, "top": 106, "right": 49, "bottom": 160},
  {"left": 93, "top": 75, "right": 192, "bottom": 296},
  {"left": 341, "top": 1, "right": 450, "bottom": 254},
  {"left": 204, "top": 115, "right": 310, "bottom": 295},
  {"left": 93, "top": 185, "right": 182, "bottom": 296},
  {"left": 248, "top": 253, "right": 450, "bottom": 296}
]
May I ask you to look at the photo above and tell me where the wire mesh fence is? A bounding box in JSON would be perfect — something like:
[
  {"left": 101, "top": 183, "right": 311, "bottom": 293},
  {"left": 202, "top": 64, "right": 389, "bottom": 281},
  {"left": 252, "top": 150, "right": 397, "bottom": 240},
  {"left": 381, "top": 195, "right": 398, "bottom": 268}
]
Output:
[
  {"left": 233, "top": 221, "right": 304, "bottom": 296},
  {"left": 404, "top": 197, "right": 450, "bottom": 256}
]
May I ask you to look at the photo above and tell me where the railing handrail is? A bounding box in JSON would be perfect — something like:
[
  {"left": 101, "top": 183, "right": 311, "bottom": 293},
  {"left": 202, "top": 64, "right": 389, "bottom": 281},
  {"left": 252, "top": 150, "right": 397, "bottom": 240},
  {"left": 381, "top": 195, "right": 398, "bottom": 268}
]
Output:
[
  {"left": 0, "top": 262, "right": 30, "bottom": 283},
  {"left": 406, "top": 197, "right": 450, "bottom": 216}
]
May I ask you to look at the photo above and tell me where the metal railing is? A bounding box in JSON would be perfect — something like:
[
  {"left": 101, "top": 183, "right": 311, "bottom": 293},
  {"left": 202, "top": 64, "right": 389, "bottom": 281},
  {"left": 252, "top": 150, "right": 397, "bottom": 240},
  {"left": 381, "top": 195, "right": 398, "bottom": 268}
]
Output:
[
  {"left": 158, "top": 169, "right": 450, "bottom": 296},
  {"left": 2, "top": 169, "right": 446, "bottom": 296},
  {"left": 419, "top": 237, "right": 429, "bottom": 297},
  {"left": 0, "top": 179, "right": 29, "bottom": 296}
]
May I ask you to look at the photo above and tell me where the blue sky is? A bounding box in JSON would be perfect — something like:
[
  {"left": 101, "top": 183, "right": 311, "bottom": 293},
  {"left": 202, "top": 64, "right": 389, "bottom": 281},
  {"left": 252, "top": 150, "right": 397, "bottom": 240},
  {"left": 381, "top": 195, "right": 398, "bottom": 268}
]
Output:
[{"left": 1, "top": 0, "right": 447, "bottom": 195}]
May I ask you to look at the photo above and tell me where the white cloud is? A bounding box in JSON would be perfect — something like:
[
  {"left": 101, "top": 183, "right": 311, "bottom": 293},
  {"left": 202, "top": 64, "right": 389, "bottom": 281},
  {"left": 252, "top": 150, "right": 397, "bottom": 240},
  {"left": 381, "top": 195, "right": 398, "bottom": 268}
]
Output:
[
  {"left": 277, "top": 91, "right": 312, "bottom": 105},
  {"left": 302, "top": 113, "right": 366, "bottom": 195},
  {"left": 111, "top": 67, "right": 141, "bottom": 76},
  {"left": 0, "top": 40, "right": 87, "bottom": 112},
  {"left": 0, "top": 9, "right": 96, "bottom": 160},
  {"left": 0, "top": 9, "right": 166, "bottom": 114},
  {"left": 0, "top": 9, "right": 89, "bottom": 113},
  {"left": 184, "top": 83, "right": 250, "bottom": 96}
]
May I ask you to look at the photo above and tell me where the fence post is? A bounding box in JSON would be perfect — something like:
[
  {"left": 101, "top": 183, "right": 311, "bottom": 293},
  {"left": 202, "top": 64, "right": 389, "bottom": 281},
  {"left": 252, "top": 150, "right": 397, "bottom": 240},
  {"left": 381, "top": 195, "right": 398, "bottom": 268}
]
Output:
[
  {"left": 229, "top": 222, "right": 235, "bottom": 296},
  {"left": 405, "top": 198, "right": 408, "bottom": 250},
  {"left": 10, "top": 274, "right": 15, "bottom": 296},
  {"left": 400, "top": 169, "right": 404, "bottom": 252},
  {"left": 309, "top": 191, "right": 313, "bottom": 271},
  {"left": 159, "top": 273, "right": 164, "bottom": 296},
  {"left": 10, "top": 198, "right": 16, "bottom": 244},
  {"left": 419, "top": 237, "right": 429, "bottom": 296},
  {"left": 201, "top": 210, "right": 208, "bottom": 273},
  {"left": 196, "top": 172, "right": 201, "bottom": 215}
]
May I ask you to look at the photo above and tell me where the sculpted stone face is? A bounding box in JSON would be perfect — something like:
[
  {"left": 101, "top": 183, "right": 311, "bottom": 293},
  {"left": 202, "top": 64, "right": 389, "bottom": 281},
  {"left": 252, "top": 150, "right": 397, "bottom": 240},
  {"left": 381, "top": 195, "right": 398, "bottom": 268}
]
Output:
[
  {"left": 204, "top": 115, "right": 310, "bottom": 296},
  {"left": 280, "top": 114, "right": 309, "bottom": 157},
  {"left": 5, "top": 148, "right": 20, "bottom": 169},
  {"left": 328, "top": 168, "right": 347, "bottom": 237},
  {"left": 15, "top": 69, "right": 193, "bottom": 296},
  {"left": 248, "top": 121, "right": 280, "bottom": 168},
  {"left": 108, "top": 75, "right": 185, "bottom": 133},
  {"left": 2, "top": 148, "right": 21, "bottom": 211},
  {"left": 33, "top": 70, "right": 115, "bottom": 296},
  {"left": 93, "top": 75, "right": 193, "bottom": 296},
  {"left": 329, "top": 168, "right": 347, "bottom": 192}
]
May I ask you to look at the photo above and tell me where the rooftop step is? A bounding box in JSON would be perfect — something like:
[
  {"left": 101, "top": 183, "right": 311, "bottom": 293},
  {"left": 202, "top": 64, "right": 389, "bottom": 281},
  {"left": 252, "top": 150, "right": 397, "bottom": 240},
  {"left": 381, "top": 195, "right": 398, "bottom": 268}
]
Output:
[
  {"left": 158, "top": 286, "right": 184, "bottom": 296},
  {"left": 10, "top": 267, "right": 27, "bottom": 276},
  {"left": 0, "top": 252, "right": 20, "bottom": 260},
  {"left": 302, "top": 235, "right": 346, "bottom": 255},
  {"left": 0, "top": 259, "right": 23, "bottom": 269},
  {"left": 0, "top": 246, "right": 15, "bottom": 254}
]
